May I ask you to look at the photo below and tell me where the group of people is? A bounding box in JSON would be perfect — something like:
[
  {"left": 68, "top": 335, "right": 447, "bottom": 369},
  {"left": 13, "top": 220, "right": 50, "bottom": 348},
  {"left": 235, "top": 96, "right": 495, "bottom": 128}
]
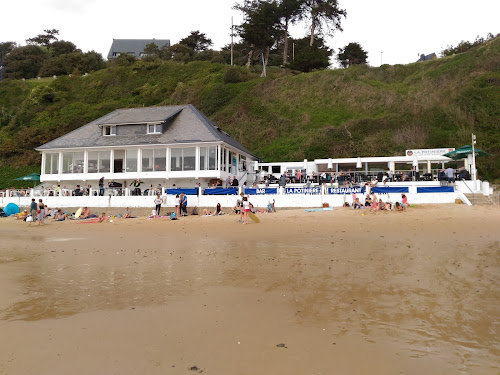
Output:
[{"left": 347, "top": 193, "right": 409, "bottom": 213}]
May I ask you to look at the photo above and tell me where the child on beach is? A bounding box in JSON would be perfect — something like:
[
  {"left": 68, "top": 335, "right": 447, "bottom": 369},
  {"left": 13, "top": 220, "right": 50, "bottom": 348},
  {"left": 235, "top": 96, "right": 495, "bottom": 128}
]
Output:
[
  {"left": 97, "top": 212, "right": 107, "bottom": 222},
  {"left": 242, "top": 197, "right": 250, "bottom": 224},
  {"left": 395, "top": 202, "right": 404, "bottom": 212},
  {"left": 401, "top": 194, "right": 409, "bottom": 210}
]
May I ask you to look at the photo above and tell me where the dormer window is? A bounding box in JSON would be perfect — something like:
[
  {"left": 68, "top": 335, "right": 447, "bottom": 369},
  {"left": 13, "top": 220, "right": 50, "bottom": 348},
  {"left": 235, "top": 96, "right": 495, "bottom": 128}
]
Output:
[
  {"left": 103, "top": 126, "right": 116, "bottom": 136},
  {"left": 148, "top": 124, "right": 162, "bottom": 134}
]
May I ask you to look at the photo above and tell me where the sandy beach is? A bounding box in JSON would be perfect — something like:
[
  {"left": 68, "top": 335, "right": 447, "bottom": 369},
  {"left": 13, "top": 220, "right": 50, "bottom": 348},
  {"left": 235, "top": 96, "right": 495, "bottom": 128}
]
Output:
[{"left": 0, "top": 204, "right": 499, "bottom": 375}]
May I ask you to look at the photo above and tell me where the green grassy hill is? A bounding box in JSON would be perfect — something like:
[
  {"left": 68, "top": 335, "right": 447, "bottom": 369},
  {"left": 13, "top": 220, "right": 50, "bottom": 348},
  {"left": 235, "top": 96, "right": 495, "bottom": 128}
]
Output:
[{"left": 1, "top": 37, "right": 499, "bottom": 188}]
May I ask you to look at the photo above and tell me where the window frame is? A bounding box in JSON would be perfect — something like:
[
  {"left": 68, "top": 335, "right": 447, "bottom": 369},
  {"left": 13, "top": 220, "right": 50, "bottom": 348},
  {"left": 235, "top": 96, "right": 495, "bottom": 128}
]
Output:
[
  {"left": 147, "top": 123, "right": 162, "bottom": 134},
  {"left": 103, "top": 125, "right": 116, "bottom": 136}
]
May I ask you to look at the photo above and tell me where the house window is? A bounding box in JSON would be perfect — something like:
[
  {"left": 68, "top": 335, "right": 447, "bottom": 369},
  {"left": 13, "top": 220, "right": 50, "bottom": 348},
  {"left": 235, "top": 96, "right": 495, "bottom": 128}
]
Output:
[
  {"left": 103, "top": 126, "right": 116, "bottom": 136},
  {"left": 170, "top": 147, "right": 196, "bottom": 171},
  {"left": 62, "top": 152, "right": 84, "bottom": 174},
  {"left": 44, "top": 153, "right": 59, "bottom": 174},
  {"left": 200, "top": 146, "right": 217, "bottom": 171},
  {"left": 102, "top": 125, "right": 116, "bottom": 136},
  {"left": 142, "top": 149, "right": 166, "bottom": 172},
  {"left": 88, "top": 151, "right": 110, "bottom": 173},
  {"left": 125, "top": 150, "right": 138, "bottom": 172},
  {"left": 147, "top": 124, "right": 162, "bottom": 134}
]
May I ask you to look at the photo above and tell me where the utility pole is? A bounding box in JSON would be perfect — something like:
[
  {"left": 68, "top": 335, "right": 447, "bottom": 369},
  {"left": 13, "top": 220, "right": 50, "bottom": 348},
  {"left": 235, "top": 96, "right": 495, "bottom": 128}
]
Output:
[{"left": 230, "top": 17, "right": 234, "bottom": 66}]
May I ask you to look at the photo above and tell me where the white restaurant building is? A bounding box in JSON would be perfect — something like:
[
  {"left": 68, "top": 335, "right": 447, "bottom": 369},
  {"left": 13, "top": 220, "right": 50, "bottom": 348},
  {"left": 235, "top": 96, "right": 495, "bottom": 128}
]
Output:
[{"left": 1, "top": 105, "right": 492, "bottom": 209}]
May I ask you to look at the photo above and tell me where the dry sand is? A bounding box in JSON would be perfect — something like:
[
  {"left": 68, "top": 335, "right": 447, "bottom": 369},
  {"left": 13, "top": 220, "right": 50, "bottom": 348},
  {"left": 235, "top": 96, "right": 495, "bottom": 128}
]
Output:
[{"left": 0, "top": 204, "right": 499, "bottom": 375}]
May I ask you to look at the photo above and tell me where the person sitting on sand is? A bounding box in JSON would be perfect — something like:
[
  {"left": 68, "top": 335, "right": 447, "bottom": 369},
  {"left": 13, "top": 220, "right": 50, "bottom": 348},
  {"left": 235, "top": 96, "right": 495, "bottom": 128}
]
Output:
[
  {"left": 370, "top": 199, "right": 380, "bottom": 213},
  {"left": 353, "top": 198, "right": 362, "bottom": 209},
  {"left": 54, "top": 209, "right": 69, "bottom": 221},
  {"left": 97, "top": 212, "right": 107, "bottom": 223},
  {"left": 215, "top": 203, "right": 223, "bottom": 215},
  {"left": 80, "top": 207, "right": 90, "bottom": 219},
  {"left": 364, "top": 195, "right": 372, "bottom": 207},
  {"left": 123, "top": 207, "right": 131, "bottom": 218},
  {"left": 202, "top": 209, "right": 212, "bottom": 216},
  {"left": 395, "top": 202, "right": 404, "bottom": 212}
]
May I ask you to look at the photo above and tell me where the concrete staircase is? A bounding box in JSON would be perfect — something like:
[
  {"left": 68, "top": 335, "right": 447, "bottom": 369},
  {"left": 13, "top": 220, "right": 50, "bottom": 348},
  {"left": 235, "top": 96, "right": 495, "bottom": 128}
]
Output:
[{"left": 464, "top": 193, "right": 499, "bottom": 205}]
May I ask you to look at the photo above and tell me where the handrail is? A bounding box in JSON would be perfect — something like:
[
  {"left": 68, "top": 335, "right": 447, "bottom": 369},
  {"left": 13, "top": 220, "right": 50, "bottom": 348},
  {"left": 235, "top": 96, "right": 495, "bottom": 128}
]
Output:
[{"left": 461, "top": 178, "right": 475, "bottom": 205}]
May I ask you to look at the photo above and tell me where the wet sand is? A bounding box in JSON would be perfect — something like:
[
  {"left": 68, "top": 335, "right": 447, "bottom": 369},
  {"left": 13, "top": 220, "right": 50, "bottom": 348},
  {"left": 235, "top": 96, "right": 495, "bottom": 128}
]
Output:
[{"left": 0, "top": 205, "right": 499, "bottom": 375}]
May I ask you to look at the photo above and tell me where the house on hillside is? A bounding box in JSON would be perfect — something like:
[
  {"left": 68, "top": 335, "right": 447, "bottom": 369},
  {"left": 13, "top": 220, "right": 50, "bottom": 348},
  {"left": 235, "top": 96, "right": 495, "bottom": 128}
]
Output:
[
  {"left": 37, "top": 105, "right": 258, "bottom": 189},
  {"left": 107, "top": 39, "right": 170, "bottom": 59},
  {"left": 417, "top": 53, "right": 437, "bottom": 62}
]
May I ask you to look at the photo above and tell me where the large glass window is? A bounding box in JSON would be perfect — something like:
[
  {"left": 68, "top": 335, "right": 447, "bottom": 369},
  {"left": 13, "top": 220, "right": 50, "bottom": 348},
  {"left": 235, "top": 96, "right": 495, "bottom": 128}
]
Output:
[
  {"left": 142, "top": 149, "right": 154, "bottom": 172},
  {"left": 44, "top": 153, "right": 59, "bottom": 174},
  {"left": 125, "top": 150, "right": 137, "bottom": 172},
  {"left": 141, "top": 149, "right": 166, "bottom": 172},
  {"left": 171, "top": 148, "right": 182, "bottom": 171},
  {"left": 183, "top": 147, "right": 196, "bottom": 171},
  {"left": 222, "top": 147, "right": 226, "bottom": 172},
  {"left": 170, "top": 148, "right": 196, "bottom": 171},
  {"left": 154, "top": 149, "right": 166, "bottom": 171},
  {"left": 62, "top": 152, "right": 84, "bottom": 174},
  {"left": 200, "top": 147, "right": 207, "bottom": 171},
  {"left": 200, "top": 146, "right": 217, "bottom": 170},
  {"left": 87, "top": 151, "right": 110, "bottom": 173},
  {"left": 209, "top": 147, "right": 216, "bottom": 170}
]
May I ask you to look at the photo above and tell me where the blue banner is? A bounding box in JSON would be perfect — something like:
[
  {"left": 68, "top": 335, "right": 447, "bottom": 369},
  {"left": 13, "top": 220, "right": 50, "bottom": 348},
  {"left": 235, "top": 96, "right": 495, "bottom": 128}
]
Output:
[
  {"left": 417, "top": 187, "right": 454, "bottom": 193},
  {"left": 245, "top": 188, "right": 278, "bottom": 195},
  {"left": 285, "top": 187, "right": 321, "bottom": 195},
  {"left": 371, "top": 187, "right": 409, "bottom": 194},
  {"left": 166, "top": 188, "right": 198, "bottom": 195},
  {"left": 204, "top": 188, "right": 237, "bottom": 195},
  {"left": 328, "top": 186, "right": 365, "bottom": 195}
]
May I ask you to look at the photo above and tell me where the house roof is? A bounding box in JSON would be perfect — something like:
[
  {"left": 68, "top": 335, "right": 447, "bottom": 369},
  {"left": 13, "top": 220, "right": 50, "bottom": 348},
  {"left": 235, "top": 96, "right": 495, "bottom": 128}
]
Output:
[
  {"left": 36, "top": 105, "right": 257, "bottom": 158},
  {"left": 417, "top": 53, "right": 436, "bottom": 62},
  {"left": 107, "top": 39, "right": 170, "bottom": 59}
]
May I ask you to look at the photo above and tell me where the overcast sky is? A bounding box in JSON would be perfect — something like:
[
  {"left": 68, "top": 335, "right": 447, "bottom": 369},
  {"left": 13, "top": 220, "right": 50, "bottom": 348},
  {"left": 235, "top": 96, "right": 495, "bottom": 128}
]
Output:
[{"left": 2, "top": 0, "right": 499, "bottom": 67}]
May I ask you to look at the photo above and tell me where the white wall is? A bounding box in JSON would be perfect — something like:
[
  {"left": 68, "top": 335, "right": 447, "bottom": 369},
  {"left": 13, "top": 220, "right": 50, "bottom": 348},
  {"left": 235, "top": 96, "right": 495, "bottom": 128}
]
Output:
[{"left": 1, "top": 192, "right": 462, "bottom": 210}]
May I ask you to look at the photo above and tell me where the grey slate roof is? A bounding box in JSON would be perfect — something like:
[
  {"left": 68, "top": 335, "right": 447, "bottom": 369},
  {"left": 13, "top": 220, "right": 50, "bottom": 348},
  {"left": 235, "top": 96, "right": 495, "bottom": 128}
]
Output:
[
  {"left": 37, "top": 105, "right": 257, "bottom": 158},
  {"left": 417, "top": 53, "right": 437, "bottom": 62},
  {"left": 107, "top": 39, "right": 170, "bottom": 59}
]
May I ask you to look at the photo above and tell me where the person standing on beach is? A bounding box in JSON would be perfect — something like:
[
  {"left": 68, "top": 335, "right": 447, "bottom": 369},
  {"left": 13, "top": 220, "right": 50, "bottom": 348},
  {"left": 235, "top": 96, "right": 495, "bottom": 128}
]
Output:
[
  {"left": 99, "top": 177, "right": 105, "bottom": 196},
  {"left": 226, "top": 176, "right": 231, "bottom": 188},
  {"left": 29, "top": 198, "right": 37, "bottom": 226},
  {"left": 175, "top": 194, "right": 180, "bottom": 217},
  {"left": 242, "top": 197, "right": 250, "bottom": 224},
  {"left": 154, "top": 194, "right": 162, "bottom": 216},
  {"left": 38, "top": 199, "right": 45, "bottom": 225},
  {"left": 180, "top": 193, "right": 188, "bottom": 216}
]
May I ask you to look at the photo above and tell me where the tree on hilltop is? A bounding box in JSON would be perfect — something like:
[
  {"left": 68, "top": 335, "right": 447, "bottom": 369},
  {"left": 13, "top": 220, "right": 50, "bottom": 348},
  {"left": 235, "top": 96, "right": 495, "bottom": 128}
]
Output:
[
  {"left": 277, "top": 0, "right": 303, "bottom": 65},
  {"left": 179, "top": 31, "right": 213, "bottom": 53},
  {"left": 337, "top": 42, "right": 367, "bottom": 68},
  {"left": 235, "top": 0, "right": 281, "bottom": 77},
  {"left": 303, "top": 0, "right": 346, "bottom": 46},
  {"left": 26, "top": 29, "right": 59, "bottom": 47},
  {"left": 288, "top": 36, "right": 331, "bottom": 72}
]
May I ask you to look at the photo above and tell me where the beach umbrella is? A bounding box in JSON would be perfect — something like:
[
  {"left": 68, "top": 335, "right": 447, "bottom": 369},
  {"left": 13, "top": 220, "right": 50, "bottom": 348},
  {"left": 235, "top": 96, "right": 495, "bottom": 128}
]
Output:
[
  {"left": 442, "top": 145, "right": 492, "bottom": 160},
  {"left": 14, "top": 172, "right": 41, "bottom": 187}
]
